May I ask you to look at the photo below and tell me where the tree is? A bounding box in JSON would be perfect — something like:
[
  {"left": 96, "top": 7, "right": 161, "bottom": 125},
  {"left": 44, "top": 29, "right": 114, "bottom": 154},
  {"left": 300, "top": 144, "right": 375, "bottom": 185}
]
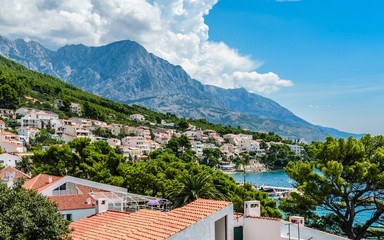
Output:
[
  {"left": 261, "top": 144, "right": 300, "bottom": 169},
  {"left": 0, "top": 84, "right": 20, "bottom": 109},
  {"left": 166, "top": 135, "right": 193, "bottom": 160},
  {"left": 201, "top": 148, "right": 223, "bottom": 168},
  {"left": 15, "top": 156, "right": 34, "bottom": 176},
  {"left": 166, "top": 171, "right": 224, "bottom": 207},
  {"left": 0, "top": 183, "right": 70, "bottom": 239},
  {"left": 280, "top": 135, "right": 384, "bottom": 240}
]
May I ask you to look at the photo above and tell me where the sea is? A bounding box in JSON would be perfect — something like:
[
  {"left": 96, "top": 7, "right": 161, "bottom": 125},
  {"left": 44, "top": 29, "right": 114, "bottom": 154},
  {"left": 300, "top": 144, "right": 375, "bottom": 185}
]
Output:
[
  {"left": 229, "top": 170, "right": 375, "bottom": 225},
  {"left": 229, "top": 170, "right": 294, "bottom": 188}
]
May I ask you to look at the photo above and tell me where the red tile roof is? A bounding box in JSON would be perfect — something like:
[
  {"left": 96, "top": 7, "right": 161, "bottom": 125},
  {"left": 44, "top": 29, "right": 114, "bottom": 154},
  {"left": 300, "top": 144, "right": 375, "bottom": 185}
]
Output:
[
  {"left": 23, "top": 173, "right": 63, "bottom": 192},
  {"left": 48, "top": 194, "right": 95, "bottom": 211},
  {"left": 0, "top": 166, "right": 30, "bottom": 180},
  {"left": 48, "top": 185, "right": 105, "bottom": 211},
  {"left": 70, "top": 199, "right": 232, "bottom": 240}
]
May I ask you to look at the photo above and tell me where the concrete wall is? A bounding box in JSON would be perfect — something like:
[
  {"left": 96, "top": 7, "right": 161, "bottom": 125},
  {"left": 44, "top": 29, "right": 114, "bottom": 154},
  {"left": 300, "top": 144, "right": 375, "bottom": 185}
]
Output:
[
  {"left": 168, "top": 204, "right": 234, "bottom": 240},
  {"left": 280, "top": 221, "right": 350, "bottom": 240},
  {"left": 243, "top": 218, "right": 281, "bottom": 240},
  {"left": 60, "top": 208, "right": 95, "bottom": 221}
]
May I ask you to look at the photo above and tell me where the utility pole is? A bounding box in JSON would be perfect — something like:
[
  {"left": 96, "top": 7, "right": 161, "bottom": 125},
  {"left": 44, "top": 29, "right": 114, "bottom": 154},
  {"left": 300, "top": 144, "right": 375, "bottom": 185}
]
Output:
[
  {"left": 243, "top": 168, "right": 246, "bottom": 201},
  {"left": 297, "top": 222, "right": 300, "bottom": 240},
  {"left": 285, "top": 223, "right": 291, "bottom": 240}
]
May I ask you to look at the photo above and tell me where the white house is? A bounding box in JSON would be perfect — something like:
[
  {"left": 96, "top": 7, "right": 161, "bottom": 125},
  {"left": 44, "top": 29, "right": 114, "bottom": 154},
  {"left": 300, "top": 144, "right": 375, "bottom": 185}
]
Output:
[
  {"left": 0, "top": 131, "right": 19, "bottom": 142},
  {"left": 121, "top": 136, "right": 150, "bottom": 154},
  {"left": 129, "top": 114, "right": 145, "bottom": 122},
  {"left": 70, "top": 199, "right": 234, "bottom": 240},
  {"left": 0, "top": 108, "right": 16, "bottom": 119},
  {"left": 17, "top": 127, "right": 39, "bottom": 143},
  {"left": 236, "top": 200, "right": 349, "bottom": 240},
  {"left": 0, "top": 153, "right": 22, "bottom": 167},
  {"left": 62, "top": 126, "right": 91, "bottom": 143},
  {"left": 70, "top": 103, "right": 81, "bottom": 115},
  {"left": 23, "top": 174, "right": 127, "bottom": 221},
  {"left": 107, "top": 138, "right": 121, "bottom": 148},
  {"left": 0, "top": 120, "right": 5, "bottom": 132},
  {"left": 288, "top": 144, "right": 305, "bottom": 155},
  {"left": 0, "top": 166, "right": 30, "bottom": 187},
  {"left": 0, "top": 141, "right": 27, "bottom": 153},
  {"left": 19, "top": 109, "right": 58, "bottom": 129}
]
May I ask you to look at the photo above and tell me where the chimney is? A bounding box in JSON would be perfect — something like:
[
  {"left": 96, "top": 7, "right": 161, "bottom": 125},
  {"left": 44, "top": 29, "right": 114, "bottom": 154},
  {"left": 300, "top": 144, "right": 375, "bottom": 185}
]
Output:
[
  {"left": 85, "top": 197, "right": 91, "bottom": 205},
  {"left": 244, "top": 200, "right": 261, "bottom": 217},
  {"left": 5, "top": 172, "right": 15, "bottom": 188},
  {"left": 289, "top": 216, "right": 305, "bottom": 226},
  {"left": 95, "top": 198, "right": 108, "bottom": 214},
  {"left": 48, "top": 176, "right": 53, "bottom": 183}
]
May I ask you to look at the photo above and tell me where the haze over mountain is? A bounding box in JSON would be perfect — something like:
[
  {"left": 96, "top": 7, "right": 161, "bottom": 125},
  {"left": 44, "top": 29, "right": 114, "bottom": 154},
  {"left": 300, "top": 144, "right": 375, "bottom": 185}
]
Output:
[{"left": 0, "top": 36, "right": 363, "bottom": 141}]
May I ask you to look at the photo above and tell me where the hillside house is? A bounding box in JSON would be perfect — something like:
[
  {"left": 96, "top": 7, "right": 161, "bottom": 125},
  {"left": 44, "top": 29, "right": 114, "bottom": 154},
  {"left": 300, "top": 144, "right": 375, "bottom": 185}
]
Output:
[
  {"left": 17, "top": 127, "right": 39, "bottom": 143},
  {"left": 107, "top": 138, "right": 121, "bottom": 148},
  {"left": 0, "top": 153, "right": 22, "bottom": 167},
  {"left": 18, "top": 109, "right": 59, "bottom": 129},
  {"left": 0, "top": 166, "right": 30, "bottom": 187},
  {"left": 0, "top": 131, "right": 19, "bottom": 142},
  {"left": 0, "top": 108, "right": 16, "bottom": 119},
  {"left": 129, "top": 114, "right": 145, "bottom": 122},
  {"left": 62, "top": 126, "right": 91, "bottom": 143},
  {"left": 0, "top": 120, "right": 5, "bottom": 132},
  {"left": 0, "top": 141, "right": 27, "bottom": 153},
  {"left": 288, "top": 144, "right": 305, "bottom": 155},
  {"left": 121, "top": 136, "right": 150, "bottom": 154},
  {"left": 70, "top": 103, "right": 82, "bottom": 115}
]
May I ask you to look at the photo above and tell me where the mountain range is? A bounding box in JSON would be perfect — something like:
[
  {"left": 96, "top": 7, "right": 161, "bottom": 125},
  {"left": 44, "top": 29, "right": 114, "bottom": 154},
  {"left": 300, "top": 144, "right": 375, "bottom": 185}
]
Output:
[{"left": 0, "top": 36, "right": 363, "bottom": 141}]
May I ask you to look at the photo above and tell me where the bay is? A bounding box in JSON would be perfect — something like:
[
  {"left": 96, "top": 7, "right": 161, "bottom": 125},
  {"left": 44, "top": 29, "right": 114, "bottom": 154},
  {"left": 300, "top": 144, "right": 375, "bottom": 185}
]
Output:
[
  {"left": 228, "top": 170, "right": 375, "bottom": 226},
  {"left": 229, "top": 170, "right": 294, "bottom": 188}
]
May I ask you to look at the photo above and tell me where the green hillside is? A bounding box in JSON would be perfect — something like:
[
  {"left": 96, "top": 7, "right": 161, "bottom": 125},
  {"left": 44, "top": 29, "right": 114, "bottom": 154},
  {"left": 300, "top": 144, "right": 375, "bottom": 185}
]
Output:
[{"left": 0, "top": 55, "right": 283, "bottom": 141}]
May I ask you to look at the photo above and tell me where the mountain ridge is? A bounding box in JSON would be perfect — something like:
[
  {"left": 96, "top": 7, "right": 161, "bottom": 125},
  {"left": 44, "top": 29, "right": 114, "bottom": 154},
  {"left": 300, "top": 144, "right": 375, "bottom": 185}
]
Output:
[{"left": 0, "top": 36, "right": 364, "bottom": 141}]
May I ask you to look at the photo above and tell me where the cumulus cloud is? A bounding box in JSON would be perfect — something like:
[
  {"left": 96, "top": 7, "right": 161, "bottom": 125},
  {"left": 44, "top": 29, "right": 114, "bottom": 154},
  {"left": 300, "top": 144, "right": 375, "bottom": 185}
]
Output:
[{"left": 0, "top": 0, "right": 293, "bottom": 94}]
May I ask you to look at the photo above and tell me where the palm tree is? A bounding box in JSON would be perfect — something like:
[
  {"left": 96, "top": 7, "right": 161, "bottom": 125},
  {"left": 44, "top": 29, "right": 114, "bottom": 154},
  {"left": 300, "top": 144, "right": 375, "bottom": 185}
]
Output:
[
  {"left": 167, "top": 171, "right": 225, "bottom": 208},
  {"left": 15, "top": 156, "right": 34, "bottom": 176}
]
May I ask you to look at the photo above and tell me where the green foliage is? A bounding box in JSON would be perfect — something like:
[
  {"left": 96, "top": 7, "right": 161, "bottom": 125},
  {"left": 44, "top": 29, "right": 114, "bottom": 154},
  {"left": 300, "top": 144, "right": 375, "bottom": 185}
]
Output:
[
  {"left": 261, "top": 144, "right": 301, "bottom": 169},
  {"left": 32, "top": 138, "right": 126, "bottom": 185},
  {"left": 166, "top": 171, "right": 224, "bottom": 207},
  {"left": 33, "top": 129, "right": 63, "bottom": 146},
  {"left": 15, "top": 156, "right": 34, "bottom": 176},
  {"left": 32, "top": 140, "right": 281, "bottom": 217},
  {"left": 165, "top": 135, "right": 194, "bottom": 161},
  {"left": 280, "top": 135, "right": 384, "bottom": 240},
  {"left": 0, "top": 84, "right": 20, "bottom": 109},
  {"left": 200, "top": 148, "right": 223, "bottom": 167},
  {"left": 0, "top": 183, "right": 70, "bottom": 240}
]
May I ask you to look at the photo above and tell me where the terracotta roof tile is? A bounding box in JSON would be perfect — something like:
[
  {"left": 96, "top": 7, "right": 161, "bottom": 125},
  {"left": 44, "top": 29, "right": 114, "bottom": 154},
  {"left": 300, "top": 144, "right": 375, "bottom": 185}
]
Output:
[
  {"left": 70, "top": 199, "right": 231, "bottom": 240},
  {"left": 0, "top": 166, "right": 30, "bottom": 180},
  {"left": 22, "top": 173, "right": 62, "bottom": 191},
  {"left": 48, "top": 185, "right": 106, "bottom": 211},
  {"left": 48, "top": 194, "right": 94, "bottom": 211}
]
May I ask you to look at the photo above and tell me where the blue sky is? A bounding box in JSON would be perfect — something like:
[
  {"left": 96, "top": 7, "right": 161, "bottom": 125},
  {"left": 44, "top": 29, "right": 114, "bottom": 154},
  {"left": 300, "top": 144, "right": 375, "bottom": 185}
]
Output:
[
  {"left": 1, "top": 0, "right": 383, "bottom": 135},
  {"left": 205, "top": 0, "right": 384, "bottom": 135}
]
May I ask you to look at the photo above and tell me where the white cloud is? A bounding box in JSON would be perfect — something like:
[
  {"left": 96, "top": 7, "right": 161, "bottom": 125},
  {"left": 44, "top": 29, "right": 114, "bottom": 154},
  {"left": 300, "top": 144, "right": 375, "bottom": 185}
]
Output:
[{"left": 0, "top": 0, "right": 293, "bottom": 94}]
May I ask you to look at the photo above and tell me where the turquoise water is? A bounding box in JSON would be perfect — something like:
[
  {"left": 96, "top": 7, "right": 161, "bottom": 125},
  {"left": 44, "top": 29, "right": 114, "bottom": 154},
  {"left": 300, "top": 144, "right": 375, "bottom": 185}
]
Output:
[
  {"left": 229, "top": 170, "right": 375, "bottom": 226},
  {"left": 229, "top": 170, "right": 294, "bottom": 188}
]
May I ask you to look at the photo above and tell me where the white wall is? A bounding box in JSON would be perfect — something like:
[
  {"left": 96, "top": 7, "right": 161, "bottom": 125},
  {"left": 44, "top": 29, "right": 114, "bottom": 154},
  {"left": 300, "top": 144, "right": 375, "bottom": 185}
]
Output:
[
  {"left": 168, "top": 204, "right": 234, "bottom": 240},
  {"left": 0, "top": 153, "right": 21, "bottom": 167},
  {"left": 244, "top": 218, "right": 281, "bottom": 240},
  {"left": 280, "top": 221, "right": 350, "bottom": 240},
  {"left": 60, "top": 208, "right": 95, "bottom": 221}
]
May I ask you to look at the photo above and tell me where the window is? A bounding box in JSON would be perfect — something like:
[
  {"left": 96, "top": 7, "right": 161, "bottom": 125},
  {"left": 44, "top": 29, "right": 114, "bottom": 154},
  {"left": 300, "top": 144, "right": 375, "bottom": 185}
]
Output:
[
  {"left": 53, "top": 184, "right": 67, "bottom": 195},
  {"left": 62, "top": 214, "right": 72, "bottom": 221}
]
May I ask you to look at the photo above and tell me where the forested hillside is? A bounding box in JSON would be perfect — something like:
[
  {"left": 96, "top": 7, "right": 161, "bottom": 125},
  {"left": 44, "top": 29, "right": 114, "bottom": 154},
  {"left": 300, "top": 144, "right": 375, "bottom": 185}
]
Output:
[{"left": 0, "top": 55, "right": 284, "bottom": 141}]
